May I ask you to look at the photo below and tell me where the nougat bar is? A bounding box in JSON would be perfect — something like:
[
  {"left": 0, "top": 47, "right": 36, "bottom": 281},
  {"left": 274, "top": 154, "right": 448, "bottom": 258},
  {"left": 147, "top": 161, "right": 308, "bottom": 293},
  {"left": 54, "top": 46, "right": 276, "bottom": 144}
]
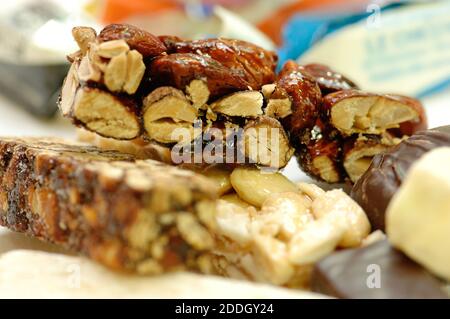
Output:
[
  {"left": 273, "top": 62, "right": 427, "bottom": 183},
  {"left": 0, "top": 137, "right": 218, "bottom": 274}
]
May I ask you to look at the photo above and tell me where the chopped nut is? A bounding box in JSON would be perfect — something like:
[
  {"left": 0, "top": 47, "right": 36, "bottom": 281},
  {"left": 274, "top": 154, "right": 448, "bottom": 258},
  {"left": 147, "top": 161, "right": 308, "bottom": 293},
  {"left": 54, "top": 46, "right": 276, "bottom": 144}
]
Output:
[
  {"left": 260, "top": 192, "right": 313, "bottom": 239},
  {"left": 96, "top": 39, "right": 130, "bottom": 58},
  {"left": 71, "top": 87, "right": 140, "bottom": 139},
  {"left": 343, "top": 134, "right": 399, "bottom": 183},
  {"left": 104, "top": 51, "right": 128, "bottom": 92},
  {"left": 136, "top": 258, "right": 164, "bottom": 275},
  {"left": 252, "top": 235, "right": 295, "bottom": 285},
  {"left": 126, "top": 211, "right": 160, "bottom": 250},
  {"left": 297, "top": 182, "right": 325, "bottom": 200},
  {"left": 123, "top": 50, "right": 145, "bottom": 94},
  {"left": 324, "top": 90, "right": 422, "bottom": 135},
  {"left": 311, "top": 189, "right": 371, "bottom": 248},
  {"left": 210, "top": 91, "right": 263, "bottom": 117},
  {"left": 177, "top": 213, "right": 214, "bottom": 250},
  {"left": 77, "top": 55, "right": 101, "bottom": 82},
  {"left": 186, "top": 79, "right": 210, "bottom": 110},
  {"left": 72, "top": 26, "right": 96, "bottom": 54},
  {"left": 201, "top": 165, "right": 233, "bottom": 196},
  {"left": 241, "top": 116, "right": 294, "bottom": 168},
  {"left": 59, "top": 63, "right": 79, "bottom": 116},
  {"left": 143, "top": 87, "right": 198, "bottom": 123},
  {"left": 144, "top": 120, "right": 198, "bottom": 144},
  {"left": 297, "top": 137, "right": 342, "bottom": 184},
  {"left": 288, "top": 217, "right": 345, "bottom": 265},
  {"left": 215, "top": 200, "right": 253, "bottom": 245},
  {"left": 261, "top": 84, "right": 276, "bottom": 100},
  {"left": 311, "top": 155, "right": 341, "bottom": 184},
  {"left": 76, "top": 128, "right": 173, "bottom": 162},
  {"left": 265, "top": 98, "right": 292, "bottom": 119}
]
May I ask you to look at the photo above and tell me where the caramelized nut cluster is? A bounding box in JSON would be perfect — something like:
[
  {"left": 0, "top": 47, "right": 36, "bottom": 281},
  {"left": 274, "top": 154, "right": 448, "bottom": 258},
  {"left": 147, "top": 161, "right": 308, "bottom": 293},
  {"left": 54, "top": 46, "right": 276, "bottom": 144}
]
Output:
[
  {"left": 61, "top": 23, "right": 426, "bottom": 180},
  {"left": 265, "top": 60, "right": 427, "bottom": 183},
  {"left": 61, "top": 24, "right": 292, "bottom": 169}
]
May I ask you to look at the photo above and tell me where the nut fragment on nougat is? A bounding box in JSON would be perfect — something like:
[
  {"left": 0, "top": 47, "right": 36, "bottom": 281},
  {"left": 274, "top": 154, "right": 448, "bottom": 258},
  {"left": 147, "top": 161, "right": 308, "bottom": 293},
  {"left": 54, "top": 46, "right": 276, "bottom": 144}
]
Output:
[{"left": 0, "top": 137, "right": 218, "bottom": 274}]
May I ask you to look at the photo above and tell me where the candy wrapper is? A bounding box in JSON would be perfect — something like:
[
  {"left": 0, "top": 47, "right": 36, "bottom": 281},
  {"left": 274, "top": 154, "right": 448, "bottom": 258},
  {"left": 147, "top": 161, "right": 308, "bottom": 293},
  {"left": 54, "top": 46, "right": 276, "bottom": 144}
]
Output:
[{"left": 280, "top": 1, "right": 450, "bottom": 97}]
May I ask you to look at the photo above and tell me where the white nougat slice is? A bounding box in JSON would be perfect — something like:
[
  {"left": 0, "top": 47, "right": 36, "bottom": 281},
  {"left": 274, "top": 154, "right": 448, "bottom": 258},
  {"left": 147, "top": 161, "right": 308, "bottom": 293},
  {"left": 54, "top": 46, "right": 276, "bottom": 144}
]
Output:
[{"left": 387, "top": 147, "right": 450, "bottom": 281}]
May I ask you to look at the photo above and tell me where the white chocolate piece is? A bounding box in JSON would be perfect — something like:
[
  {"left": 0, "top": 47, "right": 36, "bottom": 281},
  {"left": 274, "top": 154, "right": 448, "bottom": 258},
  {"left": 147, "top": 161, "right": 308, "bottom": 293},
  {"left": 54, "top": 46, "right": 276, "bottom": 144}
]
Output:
[{"left": 387, "top": 147, "right": 450, "bottom": 281}]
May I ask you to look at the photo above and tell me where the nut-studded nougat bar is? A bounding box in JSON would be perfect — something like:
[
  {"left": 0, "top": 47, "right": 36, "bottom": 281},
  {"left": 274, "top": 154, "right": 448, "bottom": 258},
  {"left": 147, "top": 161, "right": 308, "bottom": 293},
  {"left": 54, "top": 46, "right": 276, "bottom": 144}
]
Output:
[{"left": 0, "top": 137, "right": 218, "bottom": 274}]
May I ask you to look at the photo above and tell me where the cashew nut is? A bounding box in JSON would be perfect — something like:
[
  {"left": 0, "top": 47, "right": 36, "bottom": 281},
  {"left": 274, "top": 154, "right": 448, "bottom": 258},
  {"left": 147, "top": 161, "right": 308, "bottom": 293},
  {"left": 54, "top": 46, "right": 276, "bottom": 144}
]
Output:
[
  {"left": 288, "top": 216, "right": 346, "bottom": 265},
  {"left": 230, "top": 167, "right": 297, "bottom": 207},
  {"left": 311, "top": 189, "right": 371, "bottom": 248}
]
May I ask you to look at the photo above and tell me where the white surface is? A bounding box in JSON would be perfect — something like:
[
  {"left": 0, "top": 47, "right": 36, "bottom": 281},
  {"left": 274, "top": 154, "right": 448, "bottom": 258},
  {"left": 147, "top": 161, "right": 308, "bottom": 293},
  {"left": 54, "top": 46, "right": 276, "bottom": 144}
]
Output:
[
  {"left": 0, "top": 94, "right": 75, "bottom": 139},
  {"left": 0, "top": 250, "right": 325, "bottom": 299}
]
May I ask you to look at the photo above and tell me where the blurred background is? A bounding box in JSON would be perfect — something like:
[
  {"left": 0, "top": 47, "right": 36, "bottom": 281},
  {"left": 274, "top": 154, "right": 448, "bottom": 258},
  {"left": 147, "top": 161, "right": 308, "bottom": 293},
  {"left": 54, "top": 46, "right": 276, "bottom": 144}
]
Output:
[{"left": 0, "top": 0, "right": 449, "bottom": 138}]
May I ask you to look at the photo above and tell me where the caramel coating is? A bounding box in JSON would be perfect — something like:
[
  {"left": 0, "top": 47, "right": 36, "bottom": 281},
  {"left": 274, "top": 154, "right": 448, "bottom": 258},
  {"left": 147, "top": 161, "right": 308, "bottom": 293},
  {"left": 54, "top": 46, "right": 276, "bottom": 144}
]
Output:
[
  {"left": 303, "top": 63, "right": 359, "bottom": 95},
  {"left": 149, "top": 53, "right": 250, "bottom": 98},
  {"left": 98, "top": 24, "right": 167, "bottom": 58},
  {"left": 273, "top": 61, "right": 322, "bottom": 144},
  {"left": 173, "top": 38, "right": 277, "bottom": 90}
]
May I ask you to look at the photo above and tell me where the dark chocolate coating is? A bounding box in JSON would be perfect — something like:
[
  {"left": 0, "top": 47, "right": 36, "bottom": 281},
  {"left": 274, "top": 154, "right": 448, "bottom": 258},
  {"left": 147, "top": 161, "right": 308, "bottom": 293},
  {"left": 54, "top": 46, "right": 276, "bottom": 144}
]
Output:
[
  {"left": 351, "top": 126, "right": 450, "bottom": 230},
  {"left": 312, "top": 240, "right": 447, "bottom": 299}
]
